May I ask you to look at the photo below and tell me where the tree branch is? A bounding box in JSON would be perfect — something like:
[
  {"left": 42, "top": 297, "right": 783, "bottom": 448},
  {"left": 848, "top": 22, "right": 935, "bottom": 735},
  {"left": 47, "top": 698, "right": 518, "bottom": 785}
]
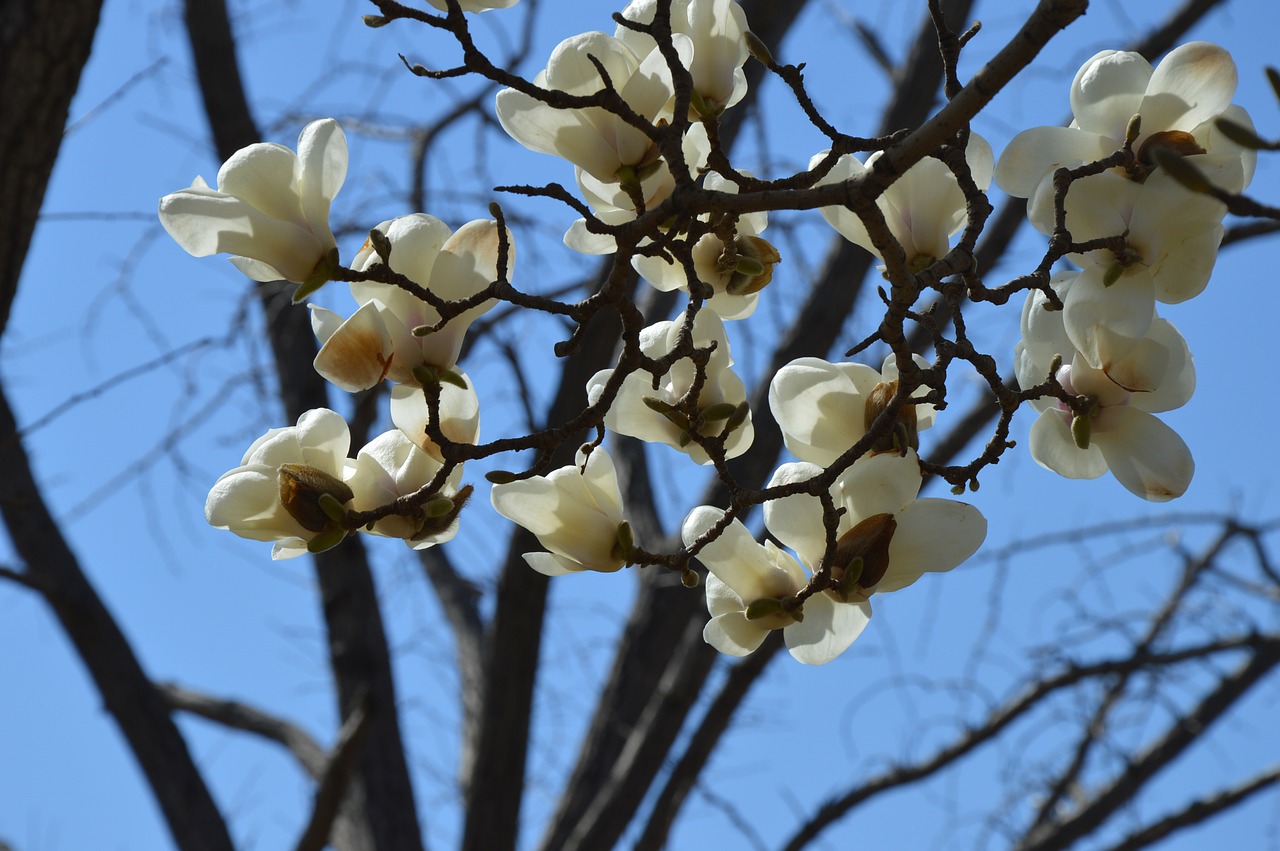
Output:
[
  {"left": 181, "top": 2, "right": 424, "bottom": 848},
  {"left": 0, "top": 382, "right": 234, "bottom": 851},
  {"left": 781, "top": 633, "right": 1280, "bottom": 851},
  {"left": 295, "top": 692, "right": 375, "bottom": 851},
  {"left": 1104, "top": 764, "right": 1280, "bottom": 851},
  {"left": 158, "top": 682, "right": 329, "bottom": 778}
]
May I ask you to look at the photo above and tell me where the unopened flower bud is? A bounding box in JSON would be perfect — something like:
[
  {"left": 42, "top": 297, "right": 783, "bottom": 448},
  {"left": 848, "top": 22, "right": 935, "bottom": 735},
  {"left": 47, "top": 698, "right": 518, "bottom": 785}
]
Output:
[
  {"left": 1124, "top": 113, "right": 1142, "bottom": 146},
  {"left": 719, "top": 401, "right": 751, "bottom": 437},
  {"left": 411, "top": 485, "right": 473, "bottom": 541},
  {"left": 611, "top": 520, "right": 635, "bottom": 563},
  {"left": 367, "top": 227, "right": 393, "bottom": 263},
  {"left": 1071, "top": 412, "right": 1092, "bottom": 450},
  {"left": 832, "top": 513, "right": 897, "bottom": 592},
  {"left": 743, "top": 31, "right": 774, "bottom": 66},
  {"left": 680, "top": 569, "right": 700, "bottom": 589},
  {"left": 725, "top": 236, "right": 781, "bottom": 296},
  {"left": 701, "top": 402, "right": 739, "bottom": 422},
  {"left": 292, "top": 246, "right": 342, "bottom": 303},
  {"left": 278, "top": 463, "right": 354, "bottom": 533},
  {"left": 864, "top": 380, "right": 919, "bottom": 454}
]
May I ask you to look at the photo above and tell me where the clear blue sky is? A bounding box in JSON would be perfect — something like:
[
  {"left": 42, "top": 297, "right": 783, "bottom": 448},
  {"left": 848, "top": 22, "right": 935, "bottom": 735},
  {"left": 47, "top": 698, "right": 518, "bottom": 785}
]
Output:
[{"left": 1, "top": 0, "right": 1277, "bottom": 849}]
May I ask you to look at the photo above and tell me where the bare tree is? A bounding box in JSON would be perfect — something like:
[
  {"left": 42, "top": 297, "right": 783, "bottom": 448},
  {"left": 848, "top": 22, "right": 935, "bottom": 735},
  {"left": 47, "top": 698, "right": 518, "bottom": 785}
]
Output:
[{"left": 1, "top": 1, "right": 1277, "bottom": 850}]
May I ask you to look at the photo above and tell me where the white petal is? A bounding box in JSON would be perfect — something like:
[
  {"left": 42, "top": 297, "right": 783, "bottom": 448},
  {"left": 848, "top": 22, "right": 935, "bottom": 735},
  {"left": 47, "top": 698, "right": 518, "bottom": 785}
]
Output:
[
  {"left": 295, "top": 118, "right": 347, "bottom": 249},
  {"left": 1139, "top": 41, "right": 1237, "bottom": 134},
  {"left": 158, "top": 189, "right": 322, "bottom": 283},
  {"left": 704, "top": 611, "right": 770, "bottom": 657},
  {"left": 878, "top": 499, "right": 986, "bottom": 592},
  {"left": 1063, "top": 265, "right": 1154, "bottom": 370},
  {"left": 994, "top": 126, "right": 1111, "bottom": 199},
  {"left": 524, "top": 552, "right": 589, "bottom": 576},
  {"left": 389, "top": 378, "right": 481, "bottom": 459},
  {"left": 215, "top": 142, "right": 303, "bottom": 224},
  {"left": 1071, "top": 49, "right": 1151, "bottom": 138},
  {"left": 206, "top": 466, "right": 303, "bottom": 540},
  {"left": 784, "top": 593, "right": 871, "bottom": 665},
  {"left": 768, "top": 358, "right": 877, "bottom": 467},
  {"left": 838, "top": 451, "right": 921, "bottom": 522},
  {"left": 311, "top": 301, "right": 394, "bottom": 392},
  {"left": 1130, "top": 319, "right": 1195, "bottom": 413},
  {"left": 1028, "top": 409, "right": 1107, "bottom": 480},
  {"left": 762, "top": 462, "right": 828, "bottom": 570},
  {"left": 683, "top": 508, "right": 804, "bottom": 602},
  {"left": 1094, "top": 406, "right": 1193, "bottom": 501}
]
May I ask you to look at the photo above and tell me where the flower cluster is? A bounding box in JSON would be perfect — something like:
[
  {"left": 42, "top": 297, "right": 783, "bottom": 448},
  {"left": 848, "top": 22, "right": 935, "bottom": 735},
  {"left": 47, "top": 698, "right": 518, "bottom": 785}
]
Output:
[
  {"left": 159, "top": 0, "right": 1259, "bottom": 665},
  {"left": 997, "top": 43, "right": 1254, "bottom": 500}
]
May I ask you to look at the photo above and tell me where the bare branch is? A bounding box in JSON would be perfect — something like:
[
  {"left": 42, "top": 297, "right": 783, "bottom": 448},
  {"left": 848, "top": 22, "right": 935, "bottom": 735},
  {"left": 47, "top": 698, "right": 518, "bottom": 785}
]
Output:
[
  {"left": 1018, "top": 637, "right": 1280, "bottom": 851},
  {"left": 1104, "top": 764, "right": 1280, "bottom": 851},
  {"left": 295, "top": 692, "right": 375, "bottom": 851},
  {"left": 159, "top": 682, "right": 328, "bottom": 778}
]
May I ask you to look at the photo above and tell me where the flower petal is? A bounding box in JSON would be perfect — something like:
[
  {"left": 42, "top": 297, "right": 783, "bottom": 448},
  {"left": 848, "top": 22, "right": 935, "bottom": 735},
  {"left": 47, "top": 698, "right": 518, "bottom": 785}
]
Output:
[
  {"left": 1094, "top": 406, "right": 1193, "bottom": 501},
  {"left": 784, "top": 593, "right": 871, "bottom": 665},
  {"left": 1028, "top": 409, "right": 1107, "bottom": 480},
  {"left": 878, "top": 498, "right": 986, "bottom": 592},
  {"left": 704, "top": 610, "right": 770, "bottom": 657}
]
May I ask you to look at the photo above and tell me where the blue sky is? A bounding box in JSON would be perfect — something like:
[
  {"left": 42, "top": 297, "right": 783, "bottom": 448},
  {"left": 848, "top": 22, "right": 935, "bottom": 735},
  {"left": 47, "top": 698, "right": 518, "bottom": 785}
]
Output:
[{"left": 1, "top": 0, "right": 1277, "bottom": 849}]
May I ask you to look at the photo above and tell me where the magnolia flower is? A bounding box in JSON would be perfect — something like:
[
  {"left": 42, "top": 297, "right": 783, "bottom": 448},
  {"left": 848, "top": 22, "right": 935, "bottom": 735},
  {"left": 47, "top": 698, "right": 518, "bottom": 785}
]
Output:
[
  {"left": 1020, "top": 312, "right": 1196, "bottom": 502},
  {"left": 682, "top": 505, "right": 818, "bottom": 659},
  {"left": 159, "top": 119, "right": 347, "bottom": 285},
  {"left": 565, "top": 123, "right": 711, "bottom": 255},
  {"left": 587, "top": 310, "right": 752, "bottom": 464},
  {"left": 996, "top": 41, "right": 1255, "bottom": 225},
  {"left": 685, "top": 452, "right": 986, "bottom": 664},
  {"left": 768, "top": 354, "right": 935, "bottom": 467},
  {"left": 348, "top": 429, "right": 469, "bottom": 549},
  {"left": 495, "top": 31, "right": 692, "bottom": 183},
  {"left": 426, "top": 0, "right": 519, "bottom": 11},
  {"left": 310, "top": 214, "right": 505, "bottom": 392},
  {"left": 813, "top": 133, "right": 993, "bottom": 269},
  {"left": 490, "top": 446, "right": 630, "bottom": 575},
  {"left": 632, "top": 171, "right": 778, "bottom": 320},
  {"left": 206, "top": 408, "right": 356, "bottom": 559},
  {"left": 615, "top": 0, "right": 750, "bottom": 116},
  {"left": 1023, "top": 175, "right": 1214, "bottom": 369}
]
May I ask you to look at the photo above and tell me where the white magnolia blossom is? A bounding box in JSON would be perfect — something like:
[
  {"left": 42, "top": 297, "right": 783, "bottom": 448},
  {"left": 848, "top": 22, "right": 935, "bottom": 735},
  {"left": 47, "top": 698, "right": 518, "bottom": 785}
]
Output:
[
  {"left": 490, "top": 446, "right": 630, "bottom": 575},
  {"left": 1050, "top": 171, "right": 1224, "bottom": 369},
  {"left": 206, "top": 408, "right": 356, "bottom": 560},
  {"left": 160, "top": 119, "right": 347, "bottom": 284},
  {"left": 813, "top": 133, "right": 993, "bottom": 268},
  {"left": 565, "top": 123, "right": 711, "bottom": 255},
  {"left": 587, "top": 310, "right": 752, "bottom": 464},
  {"left": 996, "top": 41, "right": 1255, "bottom": 226},
  {"left": 426, "top": 0, "right": 519, "bottom": 11},
  {"left": 495, "top": 31, "right": 692, "bottom": 183},
  {"left": 1017, "top": 289, "right": 1196, "bottom": 501},
  {"left": 632, "top": 171, "right": 777, "bottom": 320},
  {"left": 310, "top": 214, "right": 505, "bottom": 392},
  {"left": 615, "top": 0, "right": 750, "bottom": 116},
  {"left": 768, "top": 354, "right": 935, "bottom": 468},
  {"left": 685, "top": 452, "right": 986, "bottom": 665},
  {"left": 349, "top": 429, "right": 467, "bottom": 549}
]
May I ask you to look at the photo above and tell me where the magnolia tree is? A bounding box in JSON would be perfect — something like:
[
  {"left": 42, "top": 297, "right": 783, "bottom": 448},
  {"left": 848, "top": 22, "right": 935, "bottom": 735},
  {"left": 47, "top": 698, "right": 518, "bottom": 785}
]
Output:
[
  {"left": 162, "top": 4, "right": 1258, "bottom": 657},
  {"left": 2, "top": 0, "right": 1280, "bottom": 849}
]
